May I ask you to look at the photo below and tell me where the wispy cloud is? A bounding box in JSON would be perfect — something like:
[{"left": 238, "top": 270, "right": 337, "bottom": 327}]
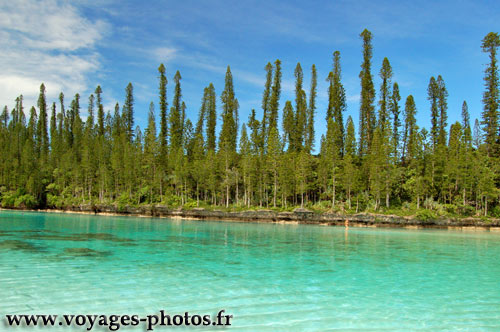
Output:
[
  {"left": 150, "top": 46, "right": 178, "bottom": 63},
  {"left": 0, "top": 0, "right": 108, "bottom": 108},
  {"left": 347, "top": 94, "right": 360, "bottom": 103}
]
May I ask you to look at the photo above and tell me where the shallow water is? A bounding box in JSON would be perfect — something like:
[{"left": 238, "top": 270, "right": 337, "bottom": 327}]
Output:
[{"left": 1, "top": 210, "right": 500, "bottom": 331}]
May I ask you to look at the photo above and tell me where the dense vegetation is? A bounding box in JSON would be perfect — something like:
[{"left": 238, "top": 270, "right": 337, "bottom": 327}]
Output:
[{"left": 1, "top": 30, "right": 500, "bottom": 219}]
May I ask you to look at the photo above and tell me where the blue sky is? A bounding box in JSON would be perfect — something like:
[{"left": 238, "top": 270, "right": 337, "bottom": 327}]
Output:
[{"left": 1, "top": 0, "right": 499, "bottom": 152}]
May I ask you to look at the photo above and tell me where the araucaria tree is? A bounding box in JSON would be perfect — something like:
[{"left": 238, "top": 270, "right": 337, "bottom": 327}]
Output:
[
  {"left": 0, "top": 30, "right": 499, "bottom": 218},
  {"left": 481, "top": 32, "right": 500, "bottom": 157},
  {"left": 358, "top": 29, "right": 376, "bottom": 157}
]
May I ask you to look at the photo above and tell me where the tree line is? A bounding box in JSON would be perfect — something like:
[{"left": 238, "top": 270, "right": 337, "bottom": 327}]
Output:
[{"left": 1, "top": 30, "right": 499, "bottom": 217}]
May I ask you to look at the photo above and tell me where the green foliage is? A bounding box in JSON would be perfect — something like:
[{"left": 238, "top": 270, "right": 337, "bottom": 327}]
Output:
[
  {"left": 1, "top": 192, "right": 16, "bottom": 208},
  {"left": 1, "top": 190, "right": 38, "bottom": 209},
  {"left": 491, "top": 205, "right": 500, "bottom": 218},
  {"left": 358, "top": 29, "right": 376, "bottom": 157},
  {"left": 14, "top": 194, "right": 37, "bottom": 209},
  {"left": 0, "top": 30, "right": 498, "bottom": 220},
  {"left": 481, "top": 32, "right": 500, "bottom": 156},
  {"left": 415, "top": 209, "right": 438, "bottom": 222}
]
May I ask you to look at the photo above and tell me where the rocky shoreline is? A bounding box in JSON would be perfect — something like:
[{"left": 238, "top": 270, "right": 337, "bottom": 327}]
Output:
[{"left": 2, "top": 204, "right": 500, "bottom": 231}]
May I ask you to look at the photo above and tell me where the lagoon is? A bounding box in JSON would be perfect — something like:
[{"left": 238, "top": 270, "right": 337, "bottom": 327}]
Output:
[{"left": 1, "top": 210, "right": 500, "bottom": 331}]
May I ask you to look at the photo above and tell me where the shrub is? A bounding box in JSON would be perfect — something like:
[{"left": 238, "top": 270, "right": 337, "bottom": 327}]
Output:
[
  {"left": 1, "top": 192, "right": 16, "bottom": 207},
  {"left": 457, "top": 204, "right": 475, "bottom": 217},
  {"left": 491, "top": 205, "right": 500, "bottom": 218},
  {"left": 46, "top": 194, "right": 66, "bottom": 209},
  {"left": 14, "top": 194, "right": 37, "bottom": 209},
  {"left": 415, "top": 209, "right": 438, "bottom": 222},
  {"left": 163, "top": 195, "right": 182, "bottom": 208},
  {"left": 183, "top": 199, "right": 198, "bottom": 209},
  {"left": 442, "top": 204, "right": 458, "bottom": 215}
]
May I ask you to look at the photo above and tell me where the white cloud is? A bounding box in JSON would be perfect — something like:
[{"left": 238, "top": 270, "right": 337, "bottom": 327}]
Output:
[
  {"left": 0, "top": 0, "right": 107, "bottom": 109},
  {"left": 347, "top": 94, "right": 360, "bottom": 103},
  {"left": 151, "top": 47, "right": 178, "bottom": 63}
]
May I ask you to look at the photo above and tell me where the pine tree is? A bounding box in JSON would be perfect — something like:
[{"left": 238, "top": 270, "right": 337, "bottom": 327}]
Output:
[
  {"left": 293, "top": 63, "right": 307, "bottom": 151},
  {"left": 192, "top": 97, "right": 207, "bottom": 206},
  {"left": 95, "top": 86, "right": 104, "bottom": 137},
  {"left": 462, "top": 101, "right": 472, "bottom": 146},
  {"left": 111, "top": 102, "right": 124, "bottom": 196},
  {"left": 473, "top": 119, "right": 482, "bottom": 150},
  {"left": 460, "top": 102, "right": 473, "bottom": 205},
  {"left": 36, "top": 83, "right": 49, "bottom": 158},
  {"left": 49, "top": 102, "right": 57, "bottom": 154},
  {"left": 436, "top": 75, "right": 448, "bottom": 147},
  {"left": 378, "top": 58, "right": 392, "bottom": 132},
  {"left": 446, "top": 122, "right": 463, "bottom": 202},
  {"left": 342, "top": 116, "right": 357, "bottom": 209},
  {"left": 390, "top": 82, "right": 401, "bottom": 159},
  {"left": 170, "top": 71, "right": 183, "bottom": 152},
  {"left": 239, "top": 124, "right": 252, "bottom": 207},
  {"left": 123, "top": 83, "right": 134, "bottom": 142},
  {"left": 378, "top": 58, "right": 394, "bottom": 207},
  {"left": 283, "top": 100, "right": 295, "bottom": 150},
  {"left": 403, "top": 95, "right": 417, "bottom": 162},
  {"left": 1, "top": 106, "right": 9, "bottom": 127},
  {"left": 59, "top": 92, "right": 70, "bottom": 148},
  {"left": 70, "top": 94, "right": 83, "bottom": 163},
  {"left": 481, "top": 32, "right": 500, "bottom": 156},
  {"left": 158, "top": 64, "right": 169, "bottom": 153},
  {"left": 359, "top": 29, "right": 376, "bottom": 156},
  {"left": 28, "top": 106, "right": 37, "bottom": 148},
  {"left": 261, "top": 62, "right": 273, "bottom": 144},
  {"left": 328, "top": 51, "right": 347, "bottom": 155},
  {"left": 196, "top": 88, "right": 207, "bottom": 139},
  {"left": 368, "top": 127, "right": 385, "bottom": 209},
  {"left": 248, "top": 109, "right": 262, "bottom": 206},
  {"left": 82, "top": 94, "right": 96, "bottom": 201},
  {"left": 267, "top": 126, "right": 282, "bottom": 207},
  {"left": 268, "top": 59, "right": 281, "bottom": 136},
  {"left": 219, "top": 66, "right": 239, "bottom": 207},
  {"left": 181, "top": 102, "right": 187, "bottom": 147},
  {"left": 205, "top": 83, "right": 217, "bottom": 152},
  {"left": 324, "top": 117, "right": 342, "bottom": 207},
  {"left": 305, "top": 64, "right": 317, "bottom": 152},
  {"left": 87, "top": 94, "right": 95, "bottom": 129},
  {"left": 144, "top": 102, "right": 158, "bottom": 203},
  {"left": 428, "top": 77, "right": 439, "bottom": 149},
  {"left": 219, "top": 67, "right": 238, "bottom": 152}
]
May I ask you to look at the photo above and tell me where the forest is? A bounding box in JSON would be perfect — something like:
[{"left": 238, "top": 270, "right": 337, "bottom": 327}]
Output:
[{"left": 0, "top": 30, "right": 499, "bottom": 219}]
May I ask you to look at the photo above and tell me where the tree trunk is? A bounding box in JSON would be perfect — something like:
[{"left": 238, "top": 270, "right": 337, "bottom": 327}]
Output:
[
  {"left": 331, "top": 170, "right": 336, "bottom": 209},
  {"left": 235, "top": 170, "right": 239, "bottom": 206},
  {"left": 484, "top": 196, "right": 488, "bottom": 216},
  {"left": 259, "top": 174, "right": 263, "bottom": 207},
  {"left": 273, "top": 170, "right": 277, "bottom": 208},
  {"left": 160, "top": 178, "right": 163, "bottom": 202},
  {"left": 348, "top": 188, "right": 351, "bottom": 209},
  {"left": 196, "top": 182, "right": 199, "bottom": 207}
]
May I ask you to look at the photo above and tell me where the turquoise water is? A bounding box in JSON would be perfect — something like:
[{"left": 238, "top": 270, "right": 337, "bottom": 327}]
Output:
[{"left": 1, "top": 210, "right": 500, "bottom": 331}]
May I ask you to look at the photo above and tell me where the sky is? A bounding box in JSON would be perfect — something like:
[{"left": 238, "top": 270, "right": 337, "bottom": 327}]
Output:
[{"left": 1, "top": 0, "right": 499, "bottom": 152}]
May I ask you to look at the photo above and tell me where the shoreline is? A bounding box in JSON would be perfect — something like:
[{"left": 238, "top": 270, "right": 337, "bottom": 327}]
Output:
[{"left": 2, "top": 205, "right": 500, "bottom": 232}]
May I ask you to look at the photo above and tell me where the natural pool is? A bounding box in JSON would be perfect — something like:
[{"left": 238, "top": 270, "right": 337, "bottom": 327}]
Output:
[{"left": 1, "top": 210, "right": 500, "bottom": 331}]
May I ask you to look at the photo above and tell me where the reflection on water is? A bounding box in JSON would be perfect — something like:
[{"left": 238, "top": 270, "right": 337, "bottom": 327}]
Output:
[
  {"left": 1, "top": 210, "right": 500, "bottom": 331},
  {"left": 0, "top": 239, "right": 47, "bottom": 253},
  {"left": 60, "top": 247, "right": 113, "bottom": 258}
]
